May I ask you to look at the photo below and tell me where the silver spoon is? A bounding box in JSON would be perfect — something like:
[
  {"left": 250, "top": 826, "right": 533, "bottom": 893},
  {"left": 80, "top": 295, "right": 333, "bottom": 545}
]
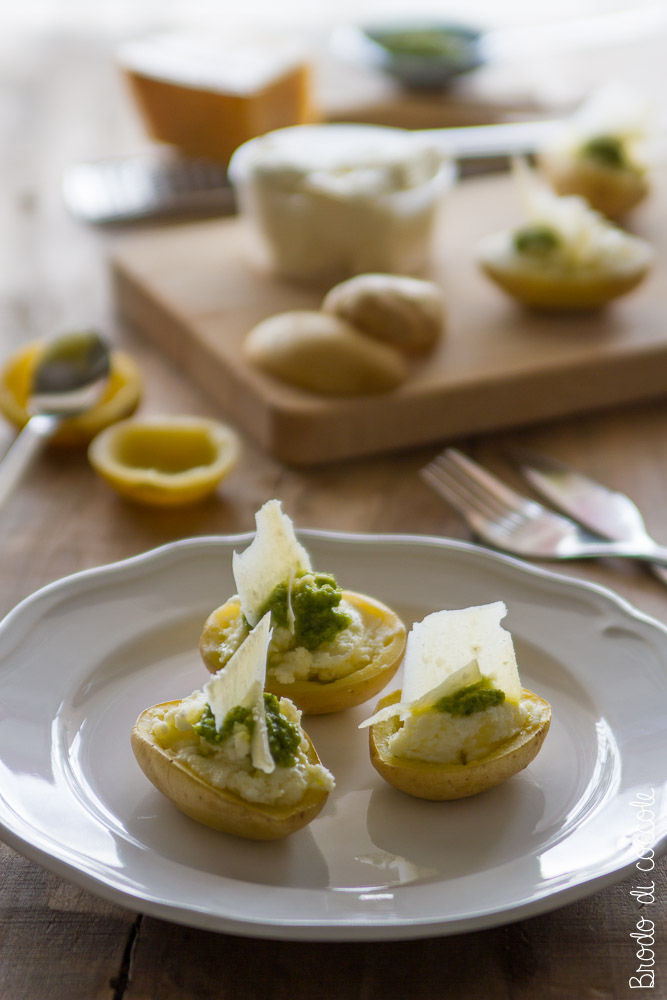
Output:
[{"left": 0, "top": 329, "right": 111, "bottom": 507}]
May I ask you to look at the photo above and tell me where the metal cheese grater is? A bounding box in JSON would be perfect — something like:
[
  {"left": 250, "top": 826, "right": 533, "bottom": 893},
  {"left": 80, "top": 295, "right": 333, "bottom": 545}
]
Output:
[{"left": 62, "top": 153, "right": 235, "bottom": 224}]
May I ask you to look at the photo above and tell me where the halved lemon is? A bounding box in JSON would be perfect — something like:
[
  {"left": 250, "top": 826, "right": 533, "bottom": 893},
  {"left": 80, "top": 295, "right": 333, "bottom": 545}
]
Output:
[
  {"left": 200, "top": 592, "right": 406, "bottom": 715},
  {"left": 132, "top": 701, "right": 330, "bottom": 840},
  {"left": 368, "top": 688, "right": 551, "bottom": 800},
  {"left": 88, "top": 414, "right": 240, "bottom": 506},
  {"left": 0, "top": 340, "right": 142, "bottom": 446}
]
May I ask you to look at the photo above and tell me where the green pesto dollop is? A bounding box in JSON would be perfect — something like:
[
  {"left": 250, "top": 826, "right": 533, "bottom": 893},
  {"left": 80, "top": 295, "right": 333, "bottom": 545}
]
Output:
[
  {"left": 579, "top": 134, "right": 627, "bottom": 169},
  {"left": 263, "top": 691, "right": 301, "bottom": 767},
  {"left": 194, "top": 703, "right": 254, "bottom": 744},
  {"left": 513, "top": 224, "right": 561, "bottom": 257},
  {"left": 260, "top": 572, "right": 352, "bottom": 651},
  {"left": 194, "top": 694, "right": 301, "bottom": 768},
  {"left": 435, "top": 677, "right": 506, "bottom": 716},
  {"left": 369, "top": 26, "right": 474, "bottom": 62}
]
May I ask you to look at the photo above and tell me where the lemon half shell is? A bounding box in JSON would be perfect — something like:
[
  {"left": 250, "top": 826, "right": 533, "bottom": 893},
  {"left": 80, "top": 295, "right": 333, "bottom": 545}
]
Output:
[
  {"left": 88, "top": 414, "right": 240, "bottom": 506},
  {"left": 0, "top": 340, "right": 142, "bottom": 445}
]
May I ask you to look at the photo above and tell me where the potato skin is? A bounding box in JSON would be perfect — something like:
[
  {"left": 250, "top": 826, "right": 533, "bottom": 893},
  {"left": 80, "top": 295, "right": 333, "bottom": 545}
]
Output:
[
  {"left": 479, "top": 255, "right": 649, "bottom": 310},
  {"left": 131, "top": 702, "right": 329, "bottom": 840},
  {"left": 538, "top": 153, "right": 649, "bottom": 220},
  {"left": 322, "top": 273, "right": 444, "bottom": 355},
  {"left": 368, "top": 688, "right": 551, "bottom": 800},
  {"left": 200, "top": 591, "right": 406, "bottom": 714},
  {"left": 243, "top": 310, "right": 407, "bottom": 395}
]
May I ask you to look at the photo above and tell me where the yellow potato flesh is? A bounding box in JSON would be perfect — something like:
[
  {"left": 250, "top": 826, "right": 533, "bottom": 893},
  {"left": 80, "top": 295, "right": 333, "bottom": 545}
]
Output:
[
  {"left": 200, "top": 591, "right": 406, "bottom": 715},
  {"left": 368, "top": 688, "right": 551, "bottom": 800},
  {"left": 131, "top": 702, "right": 329, "bottom": 840}
]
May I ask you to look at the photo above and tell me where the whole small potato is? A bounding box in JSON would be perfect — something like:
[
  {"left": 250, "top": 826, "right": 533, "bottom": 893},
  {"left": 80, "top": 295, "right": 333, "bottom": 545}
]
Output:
[
  {"left": 322, "top": 273, "right": 445, "bottom": 355},
  {"left": 244, "top": 310, "right": 408, "bottom": 396}
]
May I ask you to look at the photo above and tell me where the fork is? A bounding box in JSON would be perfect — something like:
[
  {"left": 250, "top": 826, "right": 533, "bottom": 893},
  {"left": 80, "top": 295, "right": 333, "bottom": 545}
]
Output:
[{"left": 420, "top": 448, "right": 667, "bottom": 568}]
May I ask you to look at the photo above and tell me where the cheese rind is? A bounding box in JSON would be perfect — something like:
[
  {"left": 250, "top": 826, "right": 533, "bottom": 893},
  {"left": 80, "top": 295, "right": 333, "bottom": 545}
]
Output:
[
  {"left": 118, "top": 34, "right": 313, "bottom": 165},
  {"left": 232, "top": 499, "right": 312, "bottom": 626}
]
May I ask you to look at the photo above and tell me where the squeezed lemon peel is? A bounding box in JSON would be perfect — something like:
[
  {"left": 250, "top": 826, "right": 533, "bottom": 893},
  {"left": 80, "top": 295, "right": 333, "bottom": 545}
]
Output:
[
  {"left": 0, "top": 341, "right": 142, "bottom": 445},
  {"left": 88, "top": 414, "right": 240, "bottom": 506}
]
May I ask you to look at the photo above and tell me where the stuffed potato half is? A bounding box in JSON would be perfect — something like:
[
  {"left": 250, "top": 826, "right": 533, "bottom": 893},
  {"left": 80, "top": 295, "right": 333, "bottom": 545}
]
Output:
[
  {"left": 477, "top": 230, "right": 651, "bottom": 310},
  {"left": 200, "top": 590, "right": 407, "bottom": 715},
  {"left": 132, "top": 701, "right": 330, "bottom": 840},
  {"left": 368, "top": 688, "right": 551, "bottom": 800}
]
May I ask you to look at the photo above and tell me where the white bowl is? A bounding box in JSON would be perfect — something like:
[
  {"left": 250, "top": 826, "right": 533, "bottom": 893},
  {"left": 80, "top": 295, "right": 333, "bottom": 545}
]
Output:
[{"left": 229, "top": 123, "right": 456, "bottom": 283}]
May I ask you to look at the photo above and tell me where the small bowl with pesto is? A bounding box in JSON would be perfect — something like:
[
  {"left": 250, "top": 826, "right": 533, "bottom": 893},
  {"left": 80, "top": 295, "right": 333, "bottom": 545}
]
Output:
[
  {"left": 199, "top": 499, "right": 407, "bottom": 715},
  {"left": 334, "top": 20, "right": 484, "bottom": 89}
]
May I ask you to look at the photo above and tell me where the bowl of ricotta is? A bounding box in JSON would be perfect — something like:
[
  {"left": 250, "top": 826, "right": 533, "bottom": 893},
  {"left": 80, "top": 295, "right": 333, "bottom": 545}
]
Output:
[{"left": 229, "top": 123, "right": 455, "bottom": 283}]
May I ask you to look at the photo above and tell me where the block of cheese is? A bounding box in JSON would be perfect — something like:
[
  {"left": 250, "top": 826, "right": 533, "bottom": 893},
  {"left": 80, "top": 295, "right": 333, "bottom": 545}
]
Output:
[{"left": 117, "top": 33, "right": 314, "bottom": 165}]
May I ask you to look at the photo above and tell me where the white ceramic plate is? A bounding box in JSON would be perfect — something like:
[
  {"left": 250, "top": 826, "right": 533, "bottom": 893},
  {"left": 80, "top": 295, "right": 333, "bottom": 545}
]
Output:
[{"left": 0, "top": 532, "right": 665, "bottom": 940}]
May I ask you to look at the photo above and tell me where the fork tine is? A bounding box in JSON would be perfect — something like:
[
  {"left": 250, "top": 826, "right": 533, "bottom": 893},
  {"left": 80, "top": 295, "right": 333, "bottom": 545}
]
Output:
[
  {"left": 435, "top": 449, "right": 541, "bottom": 514},
  {"left": 419, "top": 447, "right": 667, "bottom": 567},
  {"left": 421, "top": 448, "right": 532, "bottom": 520},
  {"left": 421, "top": 455, "right": 513, "bottom": 523}
]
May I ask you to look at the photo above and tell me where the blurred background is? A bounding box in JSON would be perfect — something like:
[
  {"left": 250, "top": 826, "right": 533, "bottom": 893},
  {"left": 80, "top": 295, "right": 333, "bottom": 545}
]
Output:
[
  {"left": 3, "top": 0, "right": 665, "bottom": 136},
  {"left": 1, "top": 0, "right": 666, "bottom": 333}
]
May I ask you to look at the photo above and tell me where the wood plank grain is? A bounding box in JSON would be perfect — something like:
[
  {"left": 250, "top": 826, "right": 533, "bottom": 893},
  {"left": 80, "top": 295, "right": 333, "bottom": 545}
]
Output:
[
  {"left": 111, "top": 169, "right": 667, "bottom": 465},
  {"left": 121, "top": 861, "right": 665, "bottom": 999},
  {"left": 0, "top": 845, "right": 134, "bottom": 1000}
]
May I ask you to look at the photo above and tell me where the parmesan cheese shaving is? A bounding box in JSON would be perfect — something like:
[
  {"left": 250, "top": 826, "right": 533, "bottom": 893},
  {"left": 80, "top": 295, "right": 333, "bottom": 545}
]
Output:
[
  {"left": 513, "top": 157, "right": 652, "bottom": 270},
  {"left": 203, "top": 612, "right": 275, "bottom": 773},
  {"left": 232, "top": 499, "right": 311, "bottom": 626},
  {"left": 359, "top": 602, "right": 522, "bottom": 729}
]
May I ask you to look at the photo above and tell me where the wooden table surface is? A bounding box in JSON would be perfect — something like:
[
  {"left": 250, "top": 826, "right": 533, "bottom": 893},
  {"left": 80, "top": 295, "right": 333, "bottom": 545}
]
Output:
[{"left": 0, "top": 20, "right": 665, "bottom": 1000}]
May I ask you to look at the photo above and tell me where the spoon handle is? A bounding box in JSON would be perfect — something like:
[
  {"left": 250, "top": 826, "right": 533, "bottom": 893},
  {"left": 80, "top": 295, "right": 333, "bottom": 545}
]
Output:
[{"left": 0, "top": 414, "right": 62, "bottom": 508}]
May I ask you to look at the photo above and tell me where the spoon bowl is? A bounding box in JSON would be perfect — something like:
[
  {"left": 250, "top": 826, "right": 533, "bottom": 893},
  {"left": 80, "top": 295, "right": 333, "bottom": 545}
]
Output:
[
  {"left": 0, "top": 329, "right": 111, "bottom": 507},
  {"left": 29, "top": 330, "right": 111, "bottom": 418}
]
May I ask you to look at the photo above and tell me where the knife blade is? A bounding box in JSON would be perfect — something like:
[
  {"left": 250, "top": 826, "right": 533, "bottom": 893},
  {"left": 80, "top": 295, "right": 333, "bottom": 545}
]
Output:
[{"left": 510, "top": 450, "right": 667, "bottom": 585}]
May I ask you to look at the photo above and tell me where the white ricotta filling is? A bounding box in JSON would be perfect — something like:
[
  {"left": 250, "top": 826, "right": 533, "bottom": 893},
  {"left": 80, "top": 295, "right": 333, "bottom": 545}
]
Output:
[
  {"left": 212, "top": 598, "right": 391, "bottom": 684},
  {"left": 478, "top": 159, "right": 653, "bottom": 275},
  {"left": 515, "top": 158, "right": 652, "bottom": 270},
  {"left": 387, "top": 700, "right": 526, "bottom": 765},
  {"left": 153, "top": 697, "right": 334, "bottom": 807},
  {"left": 361, "top": 602, "right": 529, "bottom": 761}
]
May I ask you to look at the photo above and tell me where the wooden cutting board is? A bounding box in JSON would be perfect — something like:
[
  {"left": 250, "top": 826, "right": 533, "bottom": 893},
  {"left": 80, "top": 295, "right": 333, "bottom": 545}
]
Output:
[{"left": 111, "top": 170, "right": 667, "bottom": 465}]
